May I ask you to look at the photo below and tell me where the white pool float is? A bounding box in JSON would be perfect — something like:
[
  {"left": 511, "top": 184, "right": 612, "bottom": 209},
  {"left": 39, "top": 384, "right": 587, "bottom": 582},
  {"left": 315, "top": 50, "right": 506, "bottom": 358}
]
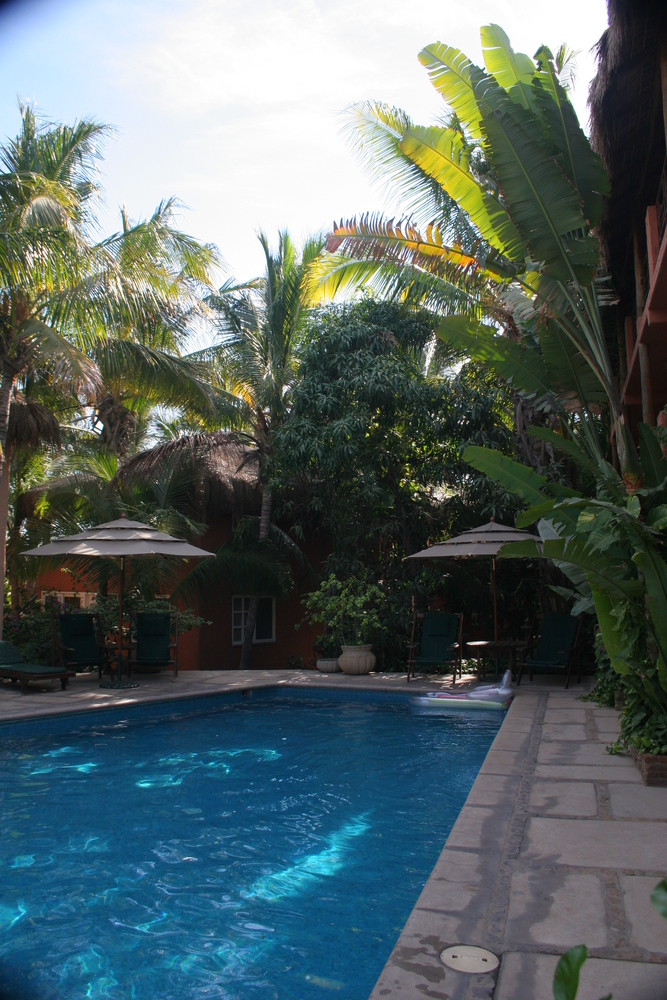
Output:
[{"left": 410, "top": 670, "right": 514, "bottom": 712}]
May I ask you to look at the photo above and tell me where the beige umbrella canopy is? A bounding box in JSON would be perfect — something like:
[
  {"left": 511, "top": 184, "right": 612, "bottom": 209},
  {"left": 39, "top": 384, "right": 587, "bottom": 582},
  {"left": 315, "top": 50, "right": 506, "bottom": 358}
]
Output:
[
  {"left": 406, "top": 521, "right": 538, "bottom": 641},
  {"left": 24, "top": 516, "right": 213, "bottom": 680}
]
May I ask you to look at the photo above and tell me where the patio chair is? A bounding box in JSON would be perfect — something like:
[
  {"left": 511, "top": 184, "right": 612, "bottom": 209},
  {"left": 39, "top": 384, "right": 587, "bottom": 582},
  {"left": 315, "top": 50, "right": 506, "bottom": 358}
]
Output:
[
  {"left": 59, "top": 613, "right": 114, "bottom": 679},
  {"left": 516, "top": 613, "right": 582, "bottom": 689},
  {"left": 129, "top": 612, "right": 179, "bottom": 678},
  {"left": 407, "top": 611, "right": 463, "bottom": 683},
  {"left": 0, "top": 639, "right": 75, "bottom": 694}
]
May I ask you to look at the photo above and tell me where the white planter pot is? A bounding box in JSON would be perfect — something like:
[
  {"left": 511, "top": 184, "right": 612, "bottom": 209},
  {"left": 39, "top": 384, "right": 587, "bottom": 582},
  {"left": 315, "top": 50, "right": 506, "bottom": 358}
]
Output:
[
  {"left": 338, "top": 644, "right": 376, "bottom": 675},
  {"left": 316, "top": 658, "right": 341, "bottom": 673}
]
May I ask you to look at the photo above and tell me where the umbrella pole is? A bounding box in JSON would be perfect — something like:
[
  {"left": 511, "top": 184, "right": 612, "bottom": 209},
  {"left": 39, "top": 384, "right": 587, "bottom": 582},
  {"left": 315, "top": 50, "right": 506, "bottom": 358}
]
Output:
[
  {"left": 492, "top": 557, "right": 499, "bottom": 680},
  {"left": 117, "top": 556, "right": 125, "bottom": 683}
]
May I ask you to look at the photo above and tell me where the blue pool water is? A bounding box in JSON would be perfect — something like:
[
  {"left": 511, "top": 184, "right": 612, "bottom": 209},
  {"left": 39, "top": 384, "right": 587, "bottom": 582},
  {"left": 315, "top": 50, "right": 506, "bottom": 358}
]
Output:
[{"left": 0, "top": 691, "right": 501, "bottom": 1000}]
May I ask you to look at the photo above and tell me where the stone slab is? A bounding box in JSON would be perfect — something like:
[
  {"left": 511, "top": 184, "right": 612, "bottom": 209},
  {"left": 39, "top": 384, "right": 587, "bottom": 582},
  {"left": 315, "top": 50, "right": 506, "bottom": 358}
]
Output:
[
  {"left": 541, "top": 723, "right": 588, "bottom": 741},
  {"left": 620, "top": 875, "right": 667, "bottom": 955},
  {"left": 505, "top": 870, "right": 607, "bottom": 948},
  {"left": 543, "top": 708, "right": 587, "bottom": 724},
  {"left": 535, "top": 763, "right": 642, "bottom": 782},
  {"left": 522, "top": 817, "right": 667, "bottom": 870},
  {"left": 609, "top": 783, "right": 667, "bottom": 820},
  {"left": 538, "top": 741, "right": 629, "bottom": 765},
  {"left": 496, "top": 952, "right": 667, "bottom": 1000},
  {"left": 528, "top": 779, "right": 598, "bottom": 816}
]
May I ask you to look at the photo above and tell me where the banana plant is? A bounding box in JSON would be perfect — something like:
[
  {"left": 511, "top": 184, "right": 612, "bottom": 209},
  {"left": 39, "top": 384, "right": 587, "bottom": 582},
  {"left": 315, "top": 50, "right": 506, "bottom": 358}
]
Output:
[
  {"left": 463, "top": 424, "right": 667, "bottom": 723},
  {"left": 312, "top": 25, "right": 641, "bottom": 487}
]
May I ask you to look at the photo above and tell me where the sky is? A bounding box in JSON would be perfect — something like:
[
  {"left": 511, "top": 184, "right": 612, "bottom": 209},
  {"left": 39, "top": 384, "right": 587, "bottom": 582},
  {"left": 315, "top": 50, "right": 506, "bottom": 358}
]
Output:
[{"left": 0, "top": 0, "right": 609, "bottom": 283}]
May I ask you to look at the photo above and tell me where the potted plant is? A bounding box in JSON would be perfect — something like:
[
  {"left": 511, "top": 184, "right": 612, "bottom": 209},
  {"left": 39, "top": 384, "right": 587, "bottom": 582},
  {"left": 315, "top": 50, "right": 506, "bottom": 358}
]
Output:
[
  {"left": 313, "top": 630, "right": 342, "bottom": 673},
  {"left": 302, "top": 574, "right": 384, "bottom": 675}
]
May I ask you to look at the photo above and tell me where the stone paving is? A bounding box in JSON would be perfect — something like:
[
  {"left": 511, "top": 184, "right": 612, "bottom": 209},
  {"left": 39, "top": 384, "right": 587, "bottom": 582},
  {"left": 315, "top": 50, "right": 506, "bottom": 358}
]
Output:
[
  {"left": 369, "top": 686, "right": 667, "bottom": 1000},
  {"left": 1, "top": 670, "right": 666, "bottom": 999}
]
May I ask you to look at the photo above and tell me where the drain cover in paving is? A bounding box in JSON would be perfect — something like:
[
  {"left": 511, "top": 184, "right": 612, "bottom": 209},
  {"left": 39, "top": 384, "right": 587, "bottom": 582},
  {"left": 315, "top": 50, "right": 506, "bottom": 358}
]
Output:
[{"left": 440, "top": 945, "right": 499, "bottom": 974}]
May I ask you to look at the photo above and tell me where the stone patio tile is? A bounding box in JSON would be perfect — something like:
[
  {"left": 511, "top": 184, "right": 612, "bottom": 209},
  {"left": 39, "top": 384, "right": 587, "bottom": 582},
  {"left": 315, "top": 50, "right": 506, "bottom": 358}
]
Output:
[
  {"left": 478, "top": 749, "right": 524, "bottom": 776},
  {"left": 496, "top": 952, "right": 667, "bottom": 1000},
  {"left": 541, "top": 723, "right": 588, "bottom": 741},
  {"left": 465, "top": 773, "right": 521, "bottom": 807},
  {"left": 522, "top": 817, "right": 667, "bottom": 869},
  {"left": 609, "top": 783, "right": 667, "bottom": 820},
  {"left": 594, "top": 715, "right": 622, "bottom": 734},
  {"left": 535, "top": 763, "right": 641, "bottom": 782},
  {"left": 620, "top": 875, "right": 667, "bottom": 954},
  {"left": 429, "top": 848, "right": 485, "bottom": 885},
  {"left": 528, "top": 779, "right": 597, "bottom": 816},
  {"left": 538, "top": 741, "right": 631, "bottom": 765},
  {"left": 505, "top": 870, "right": 607, "bottom": 947},
  {"left": 446, "top": 805, "right": 509, "bottom": 853},
  {"left": 543, "top": 707, "right": 586, "bottom": 724},
  {"left": 487, "top": 728, "right": 530, "bottom": 752},
  {"left": 499, "top": 714, "right": 534, "bottom": 733}
]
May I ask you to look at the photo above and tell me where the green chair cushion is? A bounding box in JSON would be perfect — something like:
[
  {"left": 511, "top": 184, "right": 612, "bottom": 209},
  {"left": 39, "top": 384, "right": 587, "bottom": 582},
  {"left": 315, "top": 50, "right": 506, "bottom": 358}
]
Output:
[
  {"left": 530, "top": 614, "right": 579, "bottom": 668},
  {"left": 135, "top": 613, "right": 171, "bottom": 665},
  {"left": 59, "top": 615, "right": 101, "bottom": 666},
  {"left": 0, "top": 640, "right": 25, "bottom": 665},
  {"left": 415, "top": 613, "right": 459, "bottom": 665}
]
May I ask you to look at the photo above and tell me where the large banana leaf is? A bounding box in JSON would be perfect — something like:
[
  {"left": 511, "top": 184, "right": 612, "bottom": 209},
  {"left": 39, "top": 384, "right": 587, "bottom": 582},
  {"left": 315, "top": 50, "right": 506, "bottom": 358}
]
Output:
[
  {"left": 638, "top": 423, "right": 667, "bottom": 489},
  {"left": 533, "top": 47, "right": 609, "bottom": 227},
  {"left": 526, "top": 425, "right": 602, "bottom": 480},
  {"left": 539, "top": 321, "right": 608, "bottom": 409},
  {"left": 463, "top": 445, "right": 547, "bottom": 503},
  {"left": 436, "top": 315, "right": 553, "bottom": 397},
  {"left": 501, "top": 535, "right": 644, "bottom": 602},
  {"left": 632, "top": 548, "right": 667, "bottom": 690},
  {"left": 399, "top": 126, "right": 525, "bottom": 260},
  {"left": 418, "top": 44, "right": 485, "bottom": 138},
  {"left": 480, "top": 100, "right": 595, "bottom": 281},
  {"left": 480, "top": 25, "right": 536, "bottom": 111},
  {"left": 590, "top": 585, "right": 630, "bottom": 674}
]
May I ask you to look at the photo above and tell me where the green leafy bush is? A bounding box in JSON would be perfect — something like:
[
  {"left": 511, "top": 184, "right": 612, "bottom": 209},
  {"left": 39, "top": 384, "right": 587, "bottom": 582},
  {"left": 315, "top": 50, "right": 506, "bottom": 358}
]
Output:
[{"left": 301, "top": 574, "right": 384, "bottom": 652}]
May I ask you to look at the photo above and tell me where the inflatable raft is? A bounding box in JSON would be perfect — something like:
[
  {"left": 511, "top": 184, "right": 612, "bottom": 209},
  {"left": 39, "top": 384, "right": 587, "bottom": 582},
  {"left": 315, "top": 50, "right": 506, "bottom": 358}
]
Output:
[{"left": 410, "top": 670, "right": 514, "bottom": 712}]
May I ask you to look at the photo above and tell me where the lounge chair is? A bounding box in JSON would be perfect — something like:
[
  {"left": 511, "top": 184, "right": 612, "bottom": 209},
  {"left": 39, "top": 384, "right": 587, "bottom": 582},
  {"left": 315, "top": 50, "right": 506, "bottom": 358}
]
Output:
[
  {"left": 0, "top": 640, "right": 74, "bottom": 694},
  {"left": 517, "top": 613, "right": 582, "bottom": 689},
  {"left": 59, "top": 613, "right": 113, "bottom": 679},
  {"left": 129, "top": 612, "right": 179, "bottom": 678},
  {"left": 407, "top": 611, "right": 463, "bottom": 683}
]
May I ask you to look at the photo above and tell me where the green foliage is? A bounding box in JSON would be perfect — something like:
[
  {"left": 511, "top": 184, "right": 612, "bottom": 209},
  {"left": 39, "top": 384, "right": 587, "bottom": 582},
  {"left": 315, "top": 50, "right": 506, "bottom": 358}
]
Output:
[
  {"left": 651, "top": 879, "right": 667, "bottom": 920},
  {"left": 552, "top": 945, "right": 612, "bottom": 1000},
  {"left": 90, "top": 595, "right": 207, "bottom": 640},
  {"left": 581, "top": 632, "right": 625, "bottom": 709},
  {"left": 552, "top": 946, "right": 588, "bottom": 1000},
  {"left": 301, "top": 574, "right": 384, "bottom": 648}
]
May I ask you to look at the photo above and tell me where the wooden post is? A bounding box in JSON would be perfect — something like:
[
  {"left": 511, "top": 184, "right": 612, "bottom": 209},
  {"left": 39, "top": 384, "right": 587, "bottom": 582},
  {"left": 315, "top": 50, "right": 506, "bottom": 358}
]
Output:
[
  {"left": 492, "top": 556, "right": 498, "bottom": 643},
  {"left": 638, "top": 343, "right": 655, "bottom": 426},
  {"left": 646, "top": 205, "right": 660, "bottom": 282},
  {"left": 117, "top": 556, "right": 125, "bottom": 682},
  {"left": 624, "top": 317, "right": 635, "bottom": 375},
  {"left": 633, "top": 224, "right": 645, "bottom": 316},
  {"left": 661, "top": 37, "right": 667, "bottom": 150}
]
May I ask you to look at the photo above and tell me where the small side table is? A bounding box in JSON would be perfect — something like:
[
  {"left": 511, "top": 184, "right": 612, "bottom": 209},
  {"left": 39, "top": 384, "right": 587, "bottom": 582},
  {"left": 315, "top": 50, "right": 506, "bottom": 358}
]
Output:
[{"left": 465, "top": 640, "right": 526, "bottom": 680}]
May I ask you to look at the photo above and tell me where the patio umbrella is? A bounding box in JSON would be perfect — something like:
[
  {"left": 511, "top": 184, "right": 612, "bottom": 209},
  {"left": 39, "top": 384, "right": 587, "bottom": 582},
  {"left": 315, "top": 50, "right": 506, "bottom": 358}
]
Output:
[
  {"left": 406, "top": 521, "right": 538, "bottom": 642},
  {"left": 24, "top": 516, "right": 214, "bottom": 681}
]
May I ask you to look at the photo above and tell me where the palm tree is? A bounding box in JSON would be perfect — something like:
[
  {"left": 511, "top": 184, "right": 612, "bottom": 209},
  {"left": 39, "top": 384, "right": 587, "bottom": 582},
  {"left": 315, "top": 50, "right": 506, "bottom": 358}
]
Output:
[
  {"left": 311, "top": 27, "right": 640, "bottom": 487},
  {"left": 0, "top": 102, "right": 219, "bottom": 634},
  {"left": 202, "top": 230, "right": 323, "bottom": 668}
]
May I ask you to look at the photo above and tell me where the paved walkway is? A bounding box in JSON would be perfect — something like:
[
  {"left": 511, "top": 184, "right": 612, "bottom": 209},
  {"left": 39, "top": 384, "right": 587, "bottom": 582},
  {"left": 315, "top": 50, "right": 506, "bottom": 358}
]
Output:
[
  {"left": 1, "top": 670, "right": 665, "bottom": 999},
  {"left": 370, "top": 685, "right": 667, "bottom": 1000}
]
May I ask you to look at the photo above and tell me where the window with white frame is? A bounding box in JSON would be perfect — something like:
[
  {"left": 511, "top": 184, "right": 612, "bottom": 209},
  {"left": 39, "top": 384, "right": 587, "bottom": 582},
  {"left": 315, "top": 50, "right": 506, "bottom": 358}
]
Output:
[
  {"left": 41, "top": 591, "right": 97, "bottom": 609},
  {"left": 232, "top": 596, "right": 276, "bottom": 645}
]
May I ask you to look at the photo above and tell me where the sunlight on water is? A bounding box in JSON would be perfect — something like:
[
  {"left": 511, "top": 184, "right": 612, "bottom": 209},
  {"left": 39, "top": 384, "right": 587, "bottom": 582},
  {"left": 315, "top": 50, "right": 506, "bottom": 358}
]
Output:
[{"left": 243, "top": 814, "right": 371, "bottom": 901}]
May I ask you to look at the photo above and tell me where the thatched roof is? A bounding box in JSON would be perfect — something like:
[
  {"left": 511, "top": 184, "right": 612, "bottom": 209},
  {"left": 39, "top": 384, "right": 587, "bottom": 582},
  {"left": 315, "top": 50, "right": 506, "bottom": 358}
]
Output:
[
  {"left": 120, "top": 432, "right": 262, "bottom": 520},
  {"left": 589, "top": 0, "right": 667, "bottom": 315}
]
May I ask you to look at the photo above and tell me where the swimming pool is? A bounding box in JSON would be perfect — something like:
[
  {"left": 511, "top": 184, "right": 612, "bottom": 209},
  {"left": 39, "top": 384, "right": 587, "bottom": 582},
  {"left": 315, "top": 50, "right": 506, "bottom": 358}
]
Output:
[{"left": 0, "top": 690, "right": 501, "bottom": 1000}]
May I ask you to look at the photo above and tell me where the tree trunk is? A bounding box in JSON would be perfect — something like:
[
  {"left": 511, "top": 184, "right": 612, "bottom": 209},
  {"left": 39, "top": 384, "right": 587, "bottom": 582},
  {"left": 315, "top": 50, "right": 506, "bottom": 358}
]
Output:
[
  {"left": 0, "top": 371, "right": 15, "bottom": 641},
  {"left": 239, "top": 489, "right": 272, "bottom": 670},
  {"left": 0, "top": 451, "right": 11, "bottom": 640}
]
